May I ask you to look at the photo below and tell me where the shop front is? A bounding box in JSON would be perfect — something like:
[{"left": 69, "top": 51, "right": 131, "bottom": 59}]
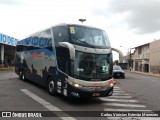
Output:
[{"left": 0, "top": 33, "right": 18, "bottom": 68}]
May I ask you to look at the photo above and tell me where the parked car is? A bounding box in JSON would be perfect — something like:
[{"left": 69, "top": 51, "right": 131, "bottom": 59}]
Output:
[{"left": 113, "top": 65, "right": 125, "bottom": 78}]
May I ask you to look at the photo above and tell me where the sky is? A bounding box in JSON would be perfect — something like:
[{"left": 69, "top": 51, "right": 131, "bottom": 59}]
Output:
[{"left": 0, "top": 0, "right": 160, "bottom": 60}]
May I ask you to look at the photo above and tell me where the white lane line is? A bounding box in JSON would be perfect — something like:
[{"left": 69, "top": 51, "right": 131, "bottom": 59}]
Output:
[
  {"left": 106, "top": 117, "right": 120, "bottom": 120},
  {"left": 21, "top": 89, "right": 76, "bottom": 120},
  {"left": 113, "top": 86, "right": 120, "bottom": 89},
  {"left": 113, "top": 87, "right": 121, "bottom": 89},
  {"left": 103, "top": 103, "right": 146, "bottom": 108},
  {"left": 112, "top": 93, "right": 130, "bottom": 96},
  {"left": 113, "top": 89, "right": 122, "bottom": 91},
  {"left": 104, "top": 108, "right": 152, "bottom": 111},
  {"left": 113, "top": 90, "right": 123, "bottom": 92},
  {"left": 113, "top": 88, "right": 122, "bottom": 90},
  {"left": 113, "top": 91, "right": 126, "bottom": 93},
  {"left": 113, "top": 88, "right": 121, "bottom": 90},
  {"left": 109, "top": 95, "right": 132, "bottom": 99},
  {"left": 100, "top": 98, "right": 139, "bottom": 103}
]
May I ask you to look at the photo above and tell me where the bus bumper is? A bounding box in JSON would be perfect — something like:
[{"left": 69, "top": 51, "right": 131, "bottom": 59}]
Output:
[{"left": 67, "top": 84, "right": 113, "bottom": 98}]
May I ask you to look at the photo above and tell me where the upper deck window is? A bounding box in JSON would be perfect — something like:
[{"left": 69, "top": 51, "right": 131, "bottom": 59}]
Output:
[{"left": 70, "top": 25, "right": 111, "bottom": 49}]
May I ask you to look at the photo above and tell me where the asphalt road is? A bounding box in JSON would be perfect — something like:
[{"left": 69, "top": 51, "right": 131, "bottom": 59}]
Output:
[
  {"left": 0, "top": 70, "right": 159, "bottom": 120},
  {"left": 115, "top": 71, "right": 160, "bottom": 111}
]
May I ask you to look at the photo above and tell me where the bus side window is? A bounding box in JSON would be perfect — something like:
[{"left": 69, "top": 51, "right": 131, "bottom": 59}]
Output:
[
  {"left": 44, "top": 29, "right": 53, "bottom": 51},
  {"left": 53, "top": 26, "right": 69, "bottom": 43}
]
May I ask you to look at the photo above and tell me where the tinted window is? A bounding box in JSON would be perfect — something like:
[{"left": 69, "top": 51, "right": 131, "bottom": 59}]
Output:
[
  {"left": 53, "top": 26, "right": 69, "bottom": 44},
  {"left": 17, "top": 29, "right": 53, "bottom": 51},
  {"left": 74, "top": 51, "right": 112, "bottom": 80},
  {"left": 70, "top": 25, "right": 111, "bottom": 49}
]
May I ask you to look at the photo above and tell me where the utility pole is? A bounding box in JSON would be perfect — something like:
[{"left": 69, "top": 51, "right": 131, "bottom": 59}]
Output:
[{"left": 129, "top": 48, "right": 132, "bottom": 71}]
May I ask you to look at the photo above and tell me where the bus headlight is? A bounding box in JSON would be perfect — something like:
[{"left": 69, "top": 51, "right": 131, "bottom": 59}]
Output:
[
  {"left": 74, "top": 83, "right": 83, "bottom": 88},
  {"left": 68, "top": 80, "right": 83, "bottom": 88},
  {"left": 74, "top": 83, "right": 80, "bottom": 88},
  {"left": 108, "top": 79, "right": 114, "bottom": 87}
]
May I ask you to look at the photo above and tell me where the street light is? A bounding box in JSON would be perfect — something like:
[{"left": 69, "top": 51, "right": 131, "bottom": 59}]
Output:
[{"left": 79, "top": 18, "right": 86, "bottom": 24}]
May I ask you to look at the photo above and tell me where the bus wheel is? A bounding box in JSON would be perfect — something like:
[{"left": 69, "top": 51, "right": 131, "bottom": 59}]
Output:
[
  {"left": 19, "top": 70, "right": 23, "bottom": 80},
  {"left": 47, "top": 78, "right": 57, "bottom": 96},
  {"left": 19, "top": 70, "right": 26, "bottom": 81}
]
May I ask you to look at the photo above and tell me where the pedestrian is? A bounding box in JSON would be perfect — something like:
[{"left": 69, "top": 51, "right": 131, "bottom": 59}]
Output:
[
  {"left": 7, "top": 57, "right": 11, "bottom": 68},
  {"left": 129, "top": 67, "right": 132, "bottom": 71}
]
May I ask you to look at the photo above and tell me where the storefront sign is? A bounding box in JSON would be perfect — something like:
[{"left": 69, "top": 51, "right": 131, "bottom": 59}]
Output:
[{"left": 0, "top": 33, "right": 18, "bottom": 46}]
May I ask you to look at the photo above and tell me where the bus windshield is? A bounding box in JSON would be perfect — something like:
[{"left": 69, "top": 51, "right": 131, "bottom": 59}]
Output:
[
  {"left": 70, "top": 26, "right": 111, "bottom": 49},
  {"left": 73, "top": 51, "right": 112, "bottom": 81}
]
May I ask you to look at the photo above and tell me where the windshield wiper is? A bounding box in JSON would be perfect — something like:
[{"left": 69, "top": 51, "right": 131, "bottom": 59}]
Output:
[{"left": 75, "top": 39, "right": 95, "bottom": 48}]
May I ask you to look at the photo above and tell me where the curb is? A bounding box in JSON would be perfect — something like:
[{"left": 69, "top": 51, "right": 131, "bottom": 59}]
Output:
[
  {"left": 127, "top": 70, "right": 160, "bottom": 77},
  {"left": 0, "top": 68, "right": 15, "bottom": 70}
]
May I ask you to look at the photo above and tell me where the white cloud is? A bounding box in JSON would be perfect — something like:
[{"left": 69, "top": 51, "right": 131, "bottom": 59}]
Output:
[
  {"left": 1, "top": 0, "right": 160, "bottom": 60},
  {"left": 0, "top": 0, "right": 23, "bottom": 5}
]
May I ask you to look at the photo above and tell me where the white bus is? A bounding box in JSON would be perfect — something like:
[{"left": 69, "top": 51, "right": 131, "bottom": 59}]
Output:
[{"left": 15, "top": 24, "right": 114, "bottom": 97}]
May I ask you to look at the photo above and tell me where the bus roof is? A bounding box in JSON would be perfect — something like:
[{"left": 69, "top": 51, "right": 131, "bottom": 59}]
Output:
[
  {"left": 22, "top": 23, "right": 104, "bottom": 40},
  {"left": 52, "top": 23, "right": 103, "bottom": 31}
]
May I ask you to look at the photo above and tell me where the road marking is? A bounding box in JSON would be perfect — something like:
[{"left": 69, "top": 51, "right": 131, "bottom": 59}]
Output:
[
  {"left": 113, "top": 89, "right": 122, "bottom": 91},
  {"left": 21, "top": 89, "right": 76, "bottom": 120},
  {"left": 112, "top": 93, "right": 130, "bottom": 96},
  {"left": 113, "top": 91, "right": 126, "bottom": 93},
  {"left": 106, "top": 117, "right": 121, "bottom": 120},
  {"left": 113, "top": 87, "right": 121, "bottom": 90},
  {"left": 103, "top": 103, "right": 146, "bottom": 107},
  {"left": 109, "top": 95, "right": 132, "bottom": 99},
  {"left": 100, "top": 98, "right": 139, "bottom": 103},
  {"left": 114, "top": 86, "right": 120, "bottom": 89},
  {"left": 104, "top": 108, "right": 152, "bottom": 111},
  {"left": 113, "top": 90, "right": 123, "bottom": 93},
  {"left": 113, "top": 87, "right": 121, "bottom": 89},
  {"left": 104, "top": 86, "right": 155, "bottom": 120}
]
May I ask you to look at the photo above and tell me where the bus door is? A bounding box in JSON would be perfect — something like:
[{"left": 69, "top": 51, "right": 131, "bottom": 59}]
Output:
[{"left": 56, "top": 47, "right": 70, "bottom": 96}]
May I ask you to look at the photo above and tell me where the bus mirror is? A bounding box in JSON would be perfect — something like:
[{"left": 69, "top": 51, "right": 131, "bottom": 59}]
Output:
[{"left": 59, "top": 42, "right": 75, "bottom": 60}]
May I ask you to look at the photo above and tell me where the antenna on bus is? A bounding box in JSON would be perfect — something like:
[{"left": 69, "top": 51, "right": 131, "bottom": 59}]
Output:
[{"left": 79, "top": 18, "right": 86, "bottom": 24}]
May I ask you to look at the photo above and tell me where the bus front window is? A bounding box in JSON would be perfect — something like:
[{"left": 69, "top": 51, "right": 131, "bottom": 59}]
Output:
[
  {"left": 70, "top": 26, "right": 111, "bottom": 49},
  {"left": 73, "top": 51, "right": 112, "bottom": 81}
]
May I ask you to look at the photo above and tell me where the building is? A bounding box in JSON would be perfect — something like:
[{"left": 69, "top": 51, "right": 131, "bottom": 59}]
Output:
[
  {"left": 119, "top": 49, "right": 135, "bottom": 70},
  {"left": 132, "top": 40, "right": 160, "bottom": 74},
  {"left": 0, "top": 33, "right": 18, "bottom": 68},
  {"left": 149, "top": 40, "right": 160, "bottom": 74},
  {"left": 132, "top": 43, "right": 150, "bottom": 72},
  {"left": 119, "top": 55, "right": 129, "bottom": 69}
]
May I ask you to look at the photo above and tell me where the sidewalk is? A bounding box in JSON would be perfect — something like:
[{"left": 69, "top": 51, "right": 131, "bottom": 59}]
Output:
[{"left": 127, "top": 70, "right": 160, "bottom": 77}]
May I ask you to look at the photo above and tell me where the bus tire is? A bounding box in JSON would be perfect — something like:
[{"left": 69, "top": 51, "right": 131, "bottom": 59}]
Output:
[
  {"left": 19, "top": 70, "right": 23, "bottom": 80},
  {"left": 47, "top": 78, "right": 57, "bottom": 96},
  {"left": 19, "top": 70, "right": 26, "bottom": 81}
]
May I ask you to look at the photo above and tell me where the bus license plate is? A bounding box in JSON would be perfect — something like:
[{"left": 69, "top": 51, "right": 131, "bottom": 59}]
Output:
[{"left": 92, "top": 93, "right": 100, "bottom": 96}]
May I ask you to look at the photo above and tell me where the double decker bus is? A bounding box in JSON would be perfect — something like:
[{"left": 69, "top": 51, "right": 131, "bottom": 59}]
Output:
[{"left": 15, "top": 24, "right": 114, "bottom": 97}]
